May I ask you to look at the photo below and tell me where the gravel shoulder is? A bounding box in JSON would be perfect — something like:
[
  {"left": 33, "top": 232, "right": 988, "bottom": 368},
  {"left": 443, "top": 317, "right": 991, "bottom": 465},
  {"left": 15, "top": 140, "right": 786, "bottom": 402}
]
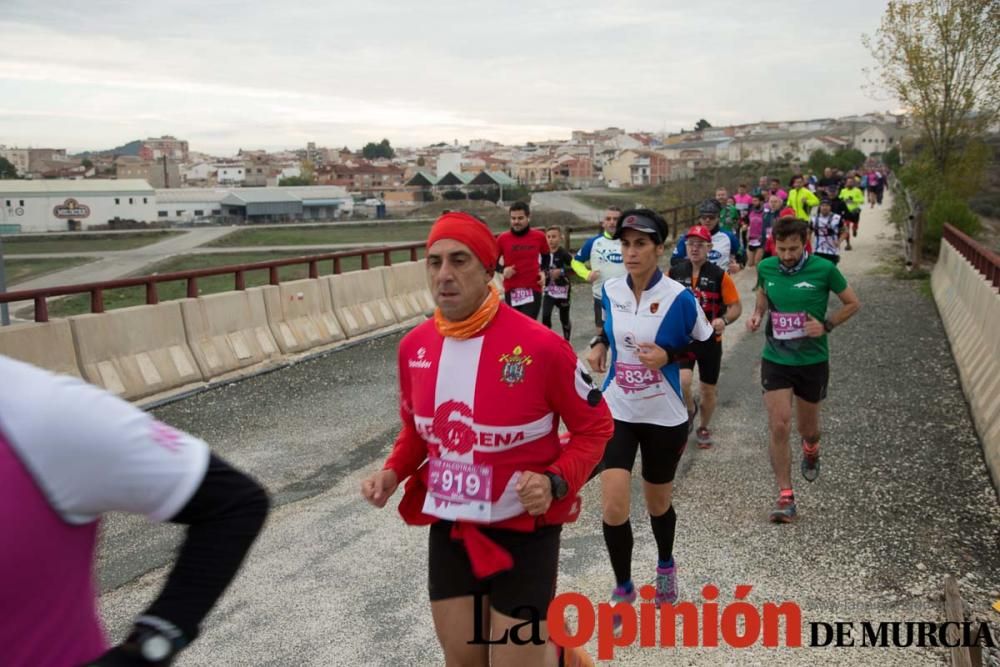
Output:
[{"left": 96, "top": 196, "right": 1000, "bottom": 665}]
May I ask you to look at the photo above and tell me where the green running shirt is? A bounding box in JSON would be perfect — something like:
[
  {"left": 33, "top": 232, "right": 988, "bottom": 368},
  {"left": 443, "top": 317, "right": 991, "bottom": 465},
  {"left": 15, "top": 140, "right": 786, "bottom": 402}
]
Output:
[{"left": 755, "top": 255, "right": 848, "bottom": 366}]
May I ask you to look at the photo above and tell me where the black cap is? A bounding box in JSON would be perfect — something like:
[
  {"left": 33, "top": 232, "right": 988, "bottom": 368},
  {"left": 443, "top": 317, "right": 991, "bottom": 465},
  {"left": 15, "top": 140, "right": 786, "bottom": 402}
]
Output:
[
  {"left": 614, "top": 209, "right": 667, "bottom": 244},
  {"left": 697, "top": 199, "right": 721, "bottom": 218}
]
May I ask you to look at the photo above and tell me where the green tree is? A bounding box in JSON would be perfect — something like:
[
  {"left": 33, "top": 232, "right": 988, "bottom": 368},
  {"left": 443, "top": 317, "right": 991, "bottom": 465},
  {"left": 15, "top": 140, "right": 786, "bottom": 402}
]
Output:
[
  {"left": 864, "top": 0, "right": 999, "bottom": 180},
  {"left": 279, "top": 175, "right": 315, "bottom": 186},
  {"left": 883, "top": 146, "right": 902, "bottom": 171},
  {"left": 362, "top": 138, "right": 395, "bottom": 159},
  {"left": 0, "top": 156, "right": 17, "bottom": 179},
  {"left": 807, "top": 149, "right": 832, "bottom": 174},
  {"left": 864, "top": 0, "right": 999, "bottom": 258},
  {"left": 695, "top": 119, "right": 712, "bottom": 131},
  {"left": 81, "top": 158, "right": 93, "bottom": 170}
]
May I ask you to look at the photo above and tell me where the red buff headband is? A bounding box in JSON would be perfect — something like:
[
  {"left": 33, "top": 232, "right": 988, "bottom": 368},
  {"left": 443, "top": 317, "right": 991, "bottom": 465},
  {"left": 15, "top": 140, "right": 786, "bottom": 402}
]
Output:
[{"left": 426, "top": 212, "right": 499, "bottom": 271}]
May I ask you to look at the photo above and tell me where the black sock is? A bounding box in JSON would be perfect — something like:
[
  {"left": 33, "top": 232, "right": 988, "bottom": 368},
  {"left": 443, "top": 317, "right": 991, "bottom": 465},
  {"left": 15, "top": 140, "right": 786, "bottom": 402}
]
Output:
[
  {"left": 602, "top": 520, "right": 633, "bottom": 587},
  {"left": 649, "top": 506, "right": 677, "bottom": 564}
]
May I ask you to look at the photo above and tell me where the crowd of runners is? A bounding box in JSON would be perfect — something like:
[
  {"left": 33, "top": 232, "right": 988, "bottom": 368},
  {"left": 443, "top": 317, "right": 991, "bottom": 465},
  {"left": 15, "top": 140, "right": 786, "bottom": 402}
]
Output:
[
  {"left": 361, "top": 168, "right": 869, "bottom": 665},
  {"left": 2, "top": 166, "right": 880, "bottom": 666}
]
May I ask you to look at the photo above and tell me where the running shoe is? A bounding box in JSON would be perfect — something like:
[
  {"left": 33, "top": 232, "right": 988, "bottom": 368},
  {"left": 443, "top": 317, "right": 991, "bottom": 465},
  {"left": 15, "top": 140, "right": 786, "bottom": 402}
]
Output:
[
  {"left": 654, "top": 561, "right": 679, "bottom": 605},
  {"left": 609, "top": 585, "right": 637, "bottom": 631},
  {"left": 696, "top": 426, "right": 713, "bottom": 449},
  {"left": 769, "top": 492, "right": 797, "bottom": 523},
  {"left": 801, "top": 441, "right": 820, "bottom": 482}
]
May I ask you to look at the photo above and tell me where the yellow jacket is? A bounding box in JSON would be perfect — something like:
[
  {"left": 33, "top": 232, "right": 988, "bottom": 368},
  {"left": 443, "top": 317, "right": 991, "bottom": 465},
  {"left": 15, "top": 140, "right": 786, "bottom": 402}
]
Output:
[{"left": 787, "top": 187, "right": 820, "bottom": 221}]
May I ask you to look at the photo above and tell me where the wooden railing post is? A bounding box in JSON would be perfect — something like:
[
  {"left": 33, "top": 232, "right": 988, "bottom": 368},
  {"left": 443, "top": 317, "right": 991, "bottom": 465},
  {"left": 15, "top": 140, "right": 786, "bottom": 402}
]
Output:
[
  {"left": 186, "top": 277, "right": 198, "bottom": 298},
  {"left": 146, "top": 281, "right": 159, "bottom": 305}
]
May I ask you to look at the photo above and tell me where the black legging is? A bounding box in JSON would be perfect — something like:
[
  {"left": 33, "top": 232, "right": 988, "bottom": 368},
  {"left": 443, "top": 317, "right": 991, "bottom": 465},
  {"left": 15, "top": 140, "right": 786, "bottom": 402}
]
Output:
[{"left": 541, "top": 295, "right": 571, "bottom": 340}]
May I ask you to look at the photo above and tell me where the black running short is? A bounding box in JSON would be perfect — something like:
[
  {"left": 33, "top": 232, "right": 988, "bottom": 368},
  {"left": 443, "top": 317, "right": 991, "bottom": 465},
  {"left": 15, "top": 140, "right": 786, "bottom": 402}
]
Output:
[
  {"left": 593, "top": 297, "right": 604, "bottom": 330},
  {"left": 677, "top": 337, "right": 723, "bottom": 385},
  {"left": 843, "top": 209, "right": 860, "bottom": 223},
  {"left": 760, "top": 358, "right": 829, "bottom": 403},
  {"left": 428, "top": 521, "right": 561, "bottom": 619},
  {"left": 600, "top": 419, "right": 688, "bottom": 484},
  {"left": 814, "top": 252, "right": 840, "bottom": 265}
]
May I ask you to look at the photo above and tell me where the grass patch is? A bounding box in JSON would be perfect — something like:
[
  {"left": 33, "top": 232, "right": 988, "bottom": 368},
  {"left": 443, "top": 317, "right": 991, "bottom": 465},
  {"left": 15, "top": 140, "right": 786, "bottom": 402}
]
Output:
[
  {"left": 3, "top": 231, "right": 182, "bottom": 254},
  {"left": 209, "top": 209, "right": 591, "bottom": 249},
  {"left": 44, "top": 249, "right": 425, "bottom": 318},
  {"left": 5, "top": 257, "right": 96, "bottom": 285},
  {"left": 208, "top": 222, "right": 444, "bottom": 247}
]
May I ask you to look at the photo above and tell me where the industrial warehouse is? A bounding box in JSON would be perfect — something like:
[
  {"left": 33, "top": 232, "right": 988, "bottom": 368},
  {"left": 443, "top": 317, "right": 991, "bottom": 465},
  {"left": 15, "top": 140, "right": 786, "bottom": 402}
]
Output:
[{"left": 0, "top": 180, "right": 353, "bottom": 232}]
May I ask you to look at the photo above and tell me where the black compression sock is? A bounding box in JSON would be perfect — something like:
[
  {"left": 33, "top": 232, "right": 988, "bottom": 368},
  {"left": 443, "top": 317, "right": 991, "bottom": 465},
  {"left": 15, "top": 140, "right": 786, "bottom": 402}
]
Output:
[
  {"left": 602, "top": 520, "right": 633, "bottom": 586},
  {"left": 649, "top": 505, "right": 677, "bottom": 564}
]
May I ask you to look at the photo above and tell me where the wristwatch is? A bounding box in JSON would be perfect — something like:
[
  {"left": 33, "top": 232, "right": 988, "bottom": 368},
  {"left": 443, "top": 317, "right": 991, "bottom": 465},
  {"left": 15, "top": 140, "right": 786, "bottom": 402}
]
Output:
[
  {"left": 127, "top": 615, "right": 187, "bottom": 663},
  {"left": 823, "top": 319, "right": 835, "bottom": 333},
  {"left": 545, "top": 471, "right": 569, "bottom": 500},
  {"left": 589, "top": 334, "right": 609, "bottom": 349}
]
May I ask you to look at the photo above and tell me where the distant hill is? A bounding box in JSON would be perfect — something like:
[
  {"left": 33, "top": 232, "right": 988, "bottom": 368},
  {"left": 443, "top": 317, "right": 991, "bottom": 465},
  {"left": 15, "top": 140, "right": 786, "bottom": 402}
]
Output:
[{"left": 73, "top": 140, "right": 143, "bottom": 158}]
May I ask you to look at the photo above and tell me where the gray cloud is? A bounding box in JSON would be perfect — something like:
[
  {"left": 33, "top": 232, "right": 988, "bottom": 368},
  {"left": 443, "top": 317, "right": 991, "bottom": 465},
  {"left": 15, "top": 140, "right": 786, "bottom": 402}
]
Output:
[{"left": 0, "top": 0, "right": 892, "bottom": 153}]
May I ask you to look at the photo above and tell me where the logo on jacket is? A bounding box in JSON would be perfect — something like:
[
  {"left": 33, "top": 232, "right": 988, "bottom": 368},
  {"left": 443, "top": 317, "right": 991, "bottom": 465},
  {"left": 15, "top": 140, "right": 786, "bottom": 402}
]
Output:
[
  {"left": 409, "top": 346, "right": 432, "bottom": 369},
  {"left": 499, "top": 345, "right": 533, "bottom": 386},
  {"left": 650, "top": 302, "right": 659, "bottom": 314},
  {"left": 793, "top": 281, "right": 817, "bottom": 289},
  {"left": 432, "top": 400, "right": 476, "bottom": 454}
]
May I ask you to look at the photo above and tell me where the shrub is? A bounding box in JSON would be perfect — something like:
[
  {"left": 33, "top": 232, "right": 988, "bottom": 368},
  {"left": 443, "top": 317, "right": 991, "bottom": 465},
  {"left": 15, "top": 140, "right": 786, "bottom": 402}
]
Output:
[
  {"left": 925, "top": 191, "right": 981, "bottom": 254},
  {"left": 442, "top": 190, "right": 467, "bottom": 200}
]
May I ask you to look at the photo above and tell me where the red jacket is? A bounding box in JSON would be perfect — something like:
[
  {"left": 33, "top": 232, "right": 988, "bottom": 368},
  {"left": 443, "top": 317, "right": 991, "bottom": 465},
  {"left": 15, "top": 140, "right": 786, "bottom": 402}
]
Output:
[{"left": 384, "top": 305, "right": 613, "bottom": 577}]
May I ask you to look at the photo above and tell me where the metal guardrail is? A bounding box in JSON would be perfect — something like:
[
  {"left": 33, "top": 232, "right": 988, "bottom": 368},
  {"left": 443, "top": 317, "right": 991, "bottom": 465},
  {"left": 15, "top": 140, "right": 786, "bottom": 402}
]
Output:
[
  {"left": 0, "top": 243, "right": 426, "bottom": 323},
  {"left": 943, "top": 223, "right": 1000, "bottom": 290},
  {"left": 0, "top": 199, "right": 706, "bottom": 324}
]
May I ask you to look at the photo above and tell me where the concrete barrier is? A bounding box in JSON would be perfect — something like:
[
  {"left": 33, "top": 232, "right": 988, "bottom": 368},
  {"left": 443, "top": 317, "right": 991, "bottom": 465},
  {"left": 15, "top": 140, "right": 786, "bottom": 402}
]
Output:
[
  {"left": 180, "top": 288, "right": 282, "bottom": 381},
  {"left": 69, "top": 302, "right": 204, "bottom": 400},
  {"left": 380, "top": 261, "right": 435, "bottom": 320},
  {"left": 932, "top": 241, "right": 1000, "bottom": 491},
  {"left": 0, "top": 320, "right": 82, "bottom": 378},
  {"left": 261, "top": 279, "right": 346, "bottom": 354},
  {"left": 328, "top": 270, "right": 399, "bottom": 337}
]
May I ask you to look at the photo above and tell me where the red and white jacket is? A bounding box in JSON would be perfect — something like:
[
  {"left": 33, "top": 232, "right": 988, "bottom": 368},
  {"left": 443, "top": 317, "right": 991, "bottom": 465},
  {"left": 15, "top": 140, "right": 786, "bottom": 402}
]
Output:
[{"left": 383, "top": 304, "right": 613, "bottom": 577}]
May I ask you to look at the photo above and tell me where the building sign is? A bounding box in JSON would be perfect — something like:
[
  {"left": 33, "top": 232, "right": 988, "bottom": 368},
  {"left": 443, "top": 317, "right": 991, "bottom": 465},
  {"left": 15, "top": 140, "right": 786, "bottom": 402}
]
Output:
[{"left": 53, "top": 198, "right": 90, "bottom": 219}]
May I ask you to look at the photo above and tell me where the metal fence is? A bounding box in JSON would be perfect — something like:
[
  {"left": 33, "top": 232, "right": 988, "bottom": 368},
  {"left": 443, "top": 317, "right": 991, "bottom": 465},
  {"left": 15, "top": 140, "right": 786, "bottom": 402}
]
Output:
[{"left": 943, "top": 223, "right": 1000, "bottom": 290}]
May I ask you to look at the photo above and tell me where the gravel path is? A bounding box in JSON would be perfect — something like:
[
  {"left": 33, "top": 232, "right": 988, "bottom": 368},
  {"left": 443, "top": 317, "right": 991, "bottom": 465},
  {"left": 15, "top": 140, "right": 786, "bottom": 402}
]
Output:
[{"left": 95, "top": 195, "right": 1000, "bottom": 665}]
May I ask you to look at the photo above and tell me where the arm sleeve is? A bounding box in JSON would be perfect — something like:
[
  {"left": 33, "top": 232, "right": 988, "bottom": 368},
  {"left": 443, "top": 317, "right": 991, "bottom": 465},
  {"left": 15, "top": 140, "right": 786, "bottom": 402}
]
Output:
[
  {"left": 721, "top": 273, "right": 740, "bottom": 305},
  {"left": 0, "top": 362, "right": 209, "bottom": 525},
  {"left": 382, "top": 346, "right": 428, "bottom": 481},
  {"left": 807, "top": 190, "right": 820, "bottom": 207},
  {"left": 544, "top": 342, "right": 614, "bottom": 495},
  {"left": 570, "top": 259, "right": 591, "bottom": 280},
  {"left": 143, "top": 454, "right": 269, "bottom": 640}
]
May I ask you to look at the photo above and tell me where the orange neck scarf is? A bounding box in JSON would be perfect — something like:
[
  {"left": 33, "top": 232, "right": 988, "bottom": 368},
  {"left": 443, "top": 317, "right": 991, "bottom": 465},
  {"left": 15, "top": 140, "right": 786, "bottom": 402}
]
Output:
[{"left": 434, "top": 285, "right": 501, "bottom": 339}]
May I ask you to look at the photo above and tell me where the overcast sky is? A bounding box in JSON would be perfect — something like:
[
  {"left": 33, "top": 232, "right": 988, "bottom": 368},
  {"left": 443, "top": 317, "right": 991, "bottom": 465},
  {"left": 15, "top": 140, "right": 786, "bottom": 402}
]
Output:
[{"left": 0, "top": 0, "right": 895, "bottom": 155}]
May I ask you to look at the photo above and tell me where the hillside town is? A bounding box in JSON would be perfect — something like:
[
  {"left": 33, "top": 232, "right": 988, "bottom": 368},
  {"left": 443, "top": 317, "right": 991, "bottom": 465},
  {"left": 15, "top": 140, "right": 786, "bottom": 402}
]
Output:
[{"left": 0, "top": 111, "right": 916, "bottom": 233}]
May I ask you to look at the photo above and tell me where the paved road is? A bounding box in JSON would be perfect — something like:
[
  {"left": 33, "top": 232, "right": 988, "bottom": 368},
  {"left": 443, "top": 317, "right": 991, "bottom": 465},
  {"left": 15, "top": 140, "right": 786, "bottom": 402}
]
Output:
[
  {"left": 95, "top": 196, "right": 1000, "bottom": 665},
  {"left": 533, "top": 189, "right": 606, "bottom": 221},
  {"left": 6, "top": 227, "right": 237, "bottom": 292}
]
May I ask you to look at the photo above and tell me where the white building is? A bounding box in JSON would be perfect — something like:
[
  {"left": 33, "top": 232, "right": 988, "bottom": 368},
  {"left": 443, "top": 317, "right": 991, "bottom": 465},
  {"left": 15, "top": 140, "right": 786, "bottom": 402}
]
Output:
[
  {"left": 0, "top": 179, "right": 157, "bottom": 232},
  {"left": 154, "top": 189, "right": 226, "bottom": 223},
  {"left": 0, "top": 147, "right": 30, "bottom": 176},
  {"left": 215, "top": 164, "right": 246, "bottom": 184},
  {"left": 436, "top": 152, "right": 463, "bottom": 175}
]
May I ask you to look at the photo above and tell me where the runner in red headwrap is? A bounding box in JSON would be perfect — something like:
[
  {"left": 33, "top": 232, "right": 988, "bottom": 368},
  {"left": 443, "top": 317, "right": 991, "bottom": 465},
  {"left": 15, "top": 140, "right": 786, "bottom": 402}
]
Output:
[{"left": 362, "top": 210, "right": 613, "bottom": 666}]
